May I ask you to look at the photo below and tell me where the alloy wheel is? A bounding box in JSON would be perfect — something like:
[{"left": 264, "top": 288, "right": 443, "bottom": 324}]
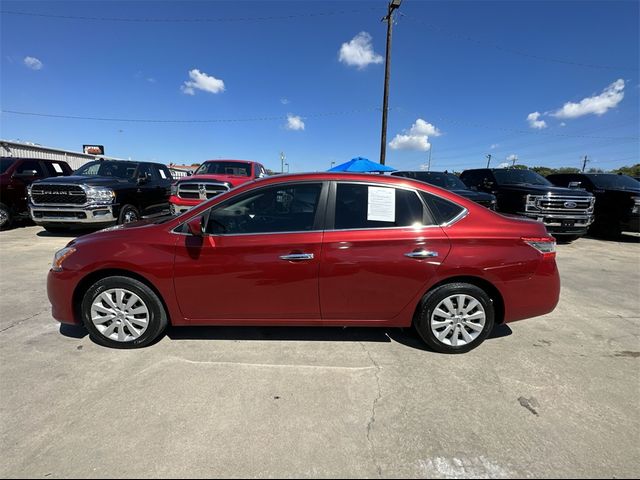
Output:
[{"left": 430, "top": 294, "right": 486, "bottom": 347}]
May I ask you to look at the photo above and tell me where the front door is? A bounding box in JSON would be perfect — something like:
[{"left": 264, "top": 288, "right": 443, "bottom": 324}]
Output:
[
  {"left": 173, "top": 181, "right": 327, "bottom": 321},
  {"left": 320, "top": 182, "right": 451, "bottom": 322}
]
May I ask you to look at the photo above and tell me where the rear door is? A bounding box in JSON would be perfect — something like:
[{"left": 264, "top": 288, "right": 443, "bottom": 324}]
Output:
[{"left": 319, "top": 181, "right": 451, "bottom": 322}]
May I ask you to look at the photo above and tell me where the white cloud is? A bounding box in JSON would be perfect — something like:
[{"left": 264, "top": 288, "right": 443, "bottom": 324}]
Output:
[
  {"left": 551, "top": 79, "right": 625, "bottom": 119},
  {"left": 420, "top": 163, "right": 430, "bottom": 171},
  {"left": 504, "top": 154, "right": 518, "bottom": 166},
  {"left": 498, "top": 162, "right": 510, "bottom": 168},
  {"left": 560, "top": 122, "right": 566, "bottom": 127},
  {"left": 338, "top": 32, "right": 383, "bottom": 69},
  {"left": 389, "top": 118, "right": 441, "bottom": 151},
  {"left": 285, "top": 114, "right": 305, "bottom": 131},
  {"left": 23, "top": 56, "right": 43, "bottom": 70},
  {"left": 147, "top": 77, "right": 156, "bottom": 83},
  {"left": 490, "top": 144, "right": 499, "bottom": 150},
  {"left": 527, "top": 111, "right": 547, "bottom": 129},
  {"left": 280, "top": 98, "right": 290, "bottom": 105},
  {"left": 181, "top": 69, "right": 225, "bottom": 95}
]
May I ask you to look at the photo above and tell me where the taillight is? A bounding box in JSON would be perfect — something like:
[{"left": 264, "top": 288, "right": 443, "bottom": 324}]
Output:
[{"left": 522, "top": 237, "right": 556, "bottom": 257}]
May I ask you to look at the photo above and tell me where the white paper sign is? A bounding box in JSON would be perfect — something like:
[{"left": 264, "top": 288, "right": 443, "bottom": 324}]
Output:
[
  {"left": 367, "top": 186, "right": 395, "bottom": 222},
  {"left": 52, "top": 163, "right": 63, "bottom": 173},
  {"left": 159, "top": 169, "right": 167, "bottom": 179}
]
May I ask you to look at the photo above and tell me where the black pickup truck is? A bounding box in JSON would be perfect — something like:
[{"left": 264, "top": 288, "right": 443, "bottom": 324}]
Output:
[
  {"left": 391, "top": 170, "right": 497, "bottom": 209},
  {"left": 547, "top": 173, "right": 640, "bottom": 238},
  {"left": 28, "top": 159, "right": 173, "bottom": 232},
  {"left": 460, "top": 168, "right": 595, "bottom": 241}
]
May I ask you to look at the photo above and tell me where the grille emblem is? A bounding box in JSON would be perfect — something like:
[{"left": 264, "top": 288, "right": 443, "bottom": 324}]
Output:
[
  {"left": 564, "top": 201, "right": 577, "bottom": 209},
  {"left": 198, "top": 185, "right": 207, "bottom": 200},
  {"left": 41, "top": 191, "right": 69, "bottom": 195}
]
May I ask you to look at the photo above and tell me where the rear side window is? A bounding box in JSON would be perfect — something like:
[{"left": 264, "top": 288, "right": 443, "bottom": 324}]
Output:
[
  {"left": 420, "top": 192, "right": 466, "bottom": 225},
  {"left": 334, "top": 183, "right": 428, "bottom": 230},
  {"left": 16, "top": 160, "right": 44, "bottom": 176}
]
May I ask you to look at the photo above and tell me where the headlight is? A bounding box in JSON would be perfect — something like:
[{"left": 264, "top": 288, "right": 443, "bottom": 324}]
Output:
[
  {"left": 525, "top": 194, "right": 541, "bottom": 211},
  {"left": 86, "top": 186, "right": 115, "bottom": 203},
  {"left": 52, "top": 247, "right": 76, "bottom": 271},
  {"left": 632, "top": 196, "right": 640, "bottom": 214}
]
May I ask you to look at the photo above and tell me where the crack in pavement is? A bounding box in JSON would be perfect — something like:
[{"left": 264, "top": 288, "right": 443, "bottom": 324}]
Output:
[
  {"left": 359, "top": 342, "right": 383, "bottom": 478},
  {"left": 0, "top": 308, "right": 50, "bottom": 334}
]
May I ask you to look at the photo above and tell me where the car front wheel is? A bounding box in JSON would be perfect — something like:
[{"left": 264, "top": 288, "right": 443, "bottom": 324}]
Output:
[
  {"left": 414, "top": 283, "right": 495, "bottom": 354},
  {"left": 0, "top": 203, "right": 12, "bottom": 230},
  {"left": 81, "top": 276, "right": 168, "bottom": 348}
]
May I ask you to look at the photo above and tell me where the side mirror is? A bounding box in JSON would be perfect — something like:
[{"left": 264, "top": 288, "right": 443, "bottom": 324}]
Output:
[{"left": 187, "top": 216, "right": 203, "bottom": 236}]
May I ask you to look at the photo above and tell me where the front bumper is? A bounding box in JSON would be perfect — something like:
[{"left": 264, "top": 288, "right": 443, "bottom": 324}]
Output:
[
  {"left": 621, "top": 213, "right": 640, "bottom": 233},
  {"left": 30, "top": 203, "right": 117, "bottom": 224},
  {"left": 517, "top": 212, "right": 593, "bottom": 235},
  {"left": 169, "top": 195, "right": 202, "bottom": 215}
]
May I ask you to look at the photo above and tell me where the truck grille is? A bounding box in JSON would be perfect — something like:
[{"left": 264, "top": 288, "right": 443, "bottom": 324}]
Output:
[
  {"left": 527, "top": 195, "right": 594, "bottom": 214},
  {"left": 30, "top": 184, "right": 86, "bottom": 205},
  {"left": 177, "top": 182, "right": 230, "bottom": 200}
]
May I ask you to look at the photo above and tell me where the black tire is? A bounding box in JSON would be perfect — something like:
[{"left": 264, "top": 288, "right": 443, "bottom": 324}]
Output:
[
  {"left": 118, "top": 204, "right": 140, "bottom": 225},
  {"left": 414, "top": 282, "right": 495, "bottom": 354},
  {"left": 0, "top": 203, "right": 12, "bottom": 230},
  {"left": 81, "top": 276, "right": 168, "bottom": 349}
]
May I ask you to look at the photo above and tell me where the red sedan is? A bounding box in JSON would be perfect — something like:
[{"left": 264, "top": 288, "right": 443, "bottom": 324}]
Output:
[{"left": 47, "top": 172, "right": 560, "bottom": 353}]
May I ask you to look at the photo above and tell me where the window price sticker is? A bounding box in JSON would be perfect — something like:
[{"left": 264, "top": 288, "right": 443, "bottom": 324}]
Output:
[{"left": 367, "top": 186, "right": 395, "bottom": 222}]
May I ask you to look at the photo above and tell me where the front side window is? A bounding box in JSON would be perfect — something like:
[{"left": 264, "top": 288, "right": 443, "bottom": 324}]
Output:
[
  {"left": 205, "top": 183, "right": 323, "bottom": 235},
  {"left": 76, "top": 161, "right": 138, "bottom": 180},
  {"left": 0, "top": 158, "right": 16, "bottom": 174},
  {"left": 16, "top": 160, "right": 44, "bottom": 176},
  {"left": 334, "top": 183, "right": 427, "bottom": 230}
]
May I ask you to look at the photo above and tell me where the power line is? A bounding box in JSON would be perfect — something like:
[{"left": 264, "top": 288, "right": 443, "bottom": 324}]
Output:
[
  {"left": 0, "top": 8, "right": 378, "bottom": 23},
  {"left": 1, "top": 107, "right": 381, "bottom": 123},
  {"left": 403, "top": 15, "right": 637, "bottom": 71}
]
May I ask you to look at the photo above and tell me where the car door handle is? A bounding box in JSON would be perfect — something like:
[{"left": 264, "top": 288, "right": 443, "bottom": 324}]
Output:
[
  {"left": 404, "top": 249, "right": 438, "bottom": 258},
  {"left": 279, "top": 253, "right": 314, "bottom": 261}
]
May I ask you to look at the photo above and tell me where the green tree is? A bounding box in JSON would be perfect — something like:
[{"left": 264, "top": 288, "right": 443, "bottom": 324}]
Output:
[{"left": 611, "top": 164, "right": 640, "bottom": 177}]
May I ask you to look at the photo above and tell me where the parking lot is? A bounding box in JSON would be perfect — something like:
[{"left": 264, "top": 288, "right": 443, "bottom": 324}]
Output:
[{"left": 0, "top": 225, "right": 638, "bottom": 478}]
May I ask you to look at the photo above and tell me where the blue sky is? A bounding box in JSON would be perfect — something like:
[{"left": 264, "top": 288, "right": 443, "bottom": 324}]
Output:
[{"left": 1, "top": 0, "right": 638, "bottom": 173}]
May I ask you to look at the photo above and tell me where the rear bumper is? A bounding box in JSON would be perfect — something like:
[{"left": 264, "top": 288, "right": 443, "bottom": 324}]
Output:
[{"left": 501, "top": 256, "right": 561, "bottom": 323}]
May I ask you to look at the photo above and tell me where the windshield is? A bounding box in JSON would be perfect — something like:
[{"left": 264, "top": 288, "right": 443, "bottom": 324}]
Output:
[
  {"left": 195, "top": 161, "right": 251, "bottom": 176},
  {"left": 0, "top": 158, "right": 15, "bottom": 174},
  {"left": 408, "top": 172, "right": 467, "bottom": 189},
  {"left": 75, "top": 161, "right": 138, "bottom": 179},
  {"left": 493, "top": 169, "right": 551, "bottom": 186},
  {"left": 587, "top": 174, "right": 640, "bottom": 190}
]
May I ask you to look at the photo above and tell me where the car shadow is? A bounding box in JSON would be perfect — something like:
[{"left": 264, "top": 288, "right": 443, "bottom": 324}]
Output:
[
  {"left": 36, "top": 228, "right": 98, "bottom": 238},
  {"left": 584, "top": 232, "right": 639, "bottom": 243}
]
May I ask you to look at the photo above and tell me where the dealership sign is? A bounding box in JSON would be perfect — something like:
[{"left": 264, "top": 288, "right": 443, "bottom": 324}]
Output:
[{"left": 83, "top": 145, "right": 105, "bottom": 155}]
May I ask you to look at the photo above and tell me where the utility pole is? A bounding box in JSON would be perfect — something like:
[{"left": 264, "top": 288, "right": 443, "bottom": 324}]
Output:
[
  {"left": 582, "top": 155, "right": 589, "bottom": 172},
  {"left": 280, "top": 151, "right": 286, "bottom": 173},
  {"left": 511, "top": 155, "right": 518, "bottom": 167},
  {"left": 486, "top": 154, "right": 492, "bottom": 168},
  {"left": 285, "top": 163, "right": 290, "bottom": 173},
  {"left": 330, "top": 161, "right": 336, "bottom": 169},
  {"left": 379, "top": 0, "right": 402, "bottom": 166},
  {"left": 427, "top": 146, "right": 432, "bottom": 171}
]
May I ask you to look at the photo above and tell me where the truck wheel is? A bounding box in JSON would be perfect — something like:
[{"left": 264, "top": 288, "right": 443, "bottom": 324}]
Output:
[
  {"left": 81, "top": 276, "right": 168, "bottom": 349},
  {"left": 414, "top": 283, "right": 495, "bottom": 354},
  {"left": 0, "top": 203, "right": 12, "bottom": 230},
  {"left": 118, "top": 205, "right": 140, "bottom": 224}
]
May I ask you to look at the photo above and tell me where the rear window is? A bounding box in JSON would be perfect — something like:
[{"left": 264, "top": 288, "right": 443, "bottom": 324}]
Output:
[{"left": 420, "top": 192, "right": 466, "bottom": 225}]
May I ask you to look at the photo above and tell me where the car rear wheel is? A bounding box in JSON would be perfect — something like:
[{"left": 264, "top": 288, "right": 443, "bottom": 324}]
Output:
[
  {"left": 118, "top": 204, "right": 140, "bottom": 224},
  {"left": 81, "top": 276, "right": 168, "bottom": 348},
  {"left": 0, "top": 203, "right": 12, "bottom": 230},
  {"left": 414, "top": 283, "right": 495, "bottom": 354}
]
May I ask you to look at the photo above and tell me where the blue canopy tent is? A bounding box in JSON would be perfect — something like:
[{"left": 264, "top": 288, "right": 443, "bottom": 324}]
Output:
[{"left": 328, "top": 157, "right": 396, "bottom": 173}]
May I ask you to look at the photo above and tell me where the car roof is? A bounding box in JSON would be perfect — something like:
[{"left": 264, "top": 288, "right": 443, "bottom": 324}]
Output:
[{"left": 201, "top": 159, "right": 257, "bottom": 164}]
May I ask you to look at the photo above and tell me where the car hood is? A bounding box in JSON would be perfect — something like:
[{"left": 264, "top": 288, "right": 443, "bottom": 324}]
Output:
[
  {"left": 33, "top": 175, "right": 134, "bottom": 186},
  {"left": 596, "top": 187, "right": 640, "bottom": 195},
  {"left": 186, "top": 174, "right": 251, "bottom": 187},
  {"left": 498, "top": 183, "right": 593, "bottom": 197}
]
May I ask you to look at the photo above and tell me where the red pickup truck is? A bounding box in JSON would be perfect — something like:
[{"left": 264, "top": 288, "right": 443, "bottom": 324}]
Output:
[{"left": 169, "top": 159, "right": 267, "bottom": 215}]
